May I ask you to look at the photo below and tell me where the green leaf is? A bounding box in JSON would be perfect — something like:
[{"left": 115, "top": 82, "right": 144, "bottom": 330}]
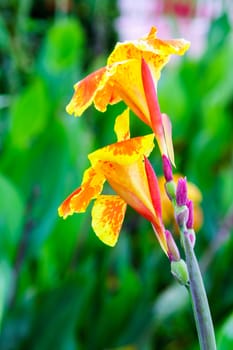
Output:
[
  {"left": 26, "top": 121, "right": 70, "bottom": 254},
  {"left": 23, "top": 263, "right": 95, "bottom": 350},
  {"left": 0, "top": 261, "right": 14, "bottom": 327},
  {"left": 217, "top": 313, "right": 233, "bottom": 349},
  {"left": 41, "top": 17, "right": 85, "bottom": 72},
  {"left": 159, "top": 67, "right": 189, "bottom": 140},
  {"left": 0, "top": 15, "right": 10, "bottom": 51},
  {"left": 0, "top": 173, "right": 24, "bottom": 258},
  {"left": 92, "top": 268, "right": 142, "bottom": 348},
  {"left": 10, "top": 78, "right": 49, "bottom": 149}
]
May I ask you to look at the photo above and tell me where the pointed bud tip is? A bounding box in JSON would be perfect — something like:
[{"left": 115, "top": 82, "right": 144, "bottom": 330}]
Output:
[
  {"left": 176, "top": 177, "right": 188, "bottom": 206},
  {"left": 162, "top": 155, "right": 173, "bottom": 182},
  {"left": 165, "top": 230, "right": 180, "bottom": 262}
]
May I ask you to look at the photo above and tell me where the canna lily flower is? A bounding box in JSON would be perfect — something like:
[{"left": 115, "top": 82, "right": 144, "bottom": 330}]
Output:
[
  {"left": 59, "top": 109, "right": 169, "bottom": 255},
  {"left": 66, "top": 26, "right": 190, "bottom": 163}
]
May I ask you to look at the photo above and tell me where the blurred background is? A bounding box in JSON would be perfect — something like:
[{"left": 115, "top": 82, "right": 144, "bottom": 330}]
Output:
[{"left": 0, "top": 0, "right": 233, "bottom": 349}]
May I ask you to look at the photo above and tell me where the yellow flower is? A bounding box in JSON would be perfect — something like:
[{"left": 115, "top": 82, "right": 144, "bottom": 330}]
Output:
[
  {"left": 66, "top": 27, "right": 190, "bottom": 163},
  {"left": 58, "top": 109, "right": 168, "bottom": 255},
  {"left": 158, "top": 174, "right": 203, "bottom": 232}
]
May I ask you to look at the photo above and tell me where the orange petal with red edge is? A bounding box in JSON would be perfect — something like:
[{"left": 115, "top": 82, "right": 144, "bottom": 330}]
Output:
[
  {"left": 114, "top": 108, "right": 130, "bottom": 141},
  {"left": 89, "top": 134, "right": 154, "bottom": 167},
  {"left": 97, "top": 160, "right": 156, "bottom": 223},
  {"left": 58, "top": 187, "right": 82, "bottom": 219},
  {"left": 92, "top": 195, "right": 127, "bottom": 246},
  {"left": 58, "top": 167, "right": 105, "bottom": 219},
  {"left": 66, "top": 67, "right": 106, "bottom": 116},
  {"left": 66, "top": 67, "right": 121, "bottom": 116},
  {"left": 103, "top": 60, "right": 150, "bottom": 126}
]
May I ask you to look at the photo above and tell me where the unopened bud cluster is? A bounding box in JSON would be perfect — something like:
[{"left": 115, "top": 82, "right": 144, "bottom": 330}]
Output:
[
  {"left": 175, "top": 177, "right": 196, "bottom": 247},
  {"left": 162, "top": 155, "right": 196, "bottom": 251},
  {"left": 162, "top": 156, "right": 189, "bottom": 284}
]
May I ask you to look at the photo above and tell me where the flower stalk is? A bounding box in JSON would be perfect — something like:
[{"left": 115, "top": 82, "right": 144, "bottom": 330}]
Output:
[
  {"left": 183, "top": 232, "right": 217, "bottom": 350},
  {"left": 162, "top": 158, "right": 216, "bottom": 349}
]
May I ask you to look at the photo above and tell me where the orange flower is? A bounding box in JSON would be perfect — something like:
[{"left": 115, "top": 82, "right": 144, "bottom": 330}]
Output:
[
  {"left": 158, "top": 174, "right": 203, "bottom": 232},
  {"left": 59, "top": 109, "right": 168, "bottom": 254},
  {"left": 66, "top": 27, "right": 190, "bottom": 163}
]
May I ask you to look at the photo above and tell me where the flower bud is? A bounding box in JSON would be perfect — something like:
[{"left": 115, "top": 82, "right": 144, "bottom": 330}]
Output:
[
  {"left": 165, "top": 230, "right": 180, "bottom": 262},
  {"left": 176, "top": 177, "right": 188, "bottom": 206},
  {"left": 175, "top": 205, "right": 189, "bottom": 228},
  {"left": 171, "top": 259, "right": 189, "bottom": 286},
  {"left": 165, "top": 180, "right": 176, "bottom": 200},
  {"left": 186, "top": 199, "right": 194, "bottom": 229},
  {"left": 162, "top": 155, "right": 173, "bottom": 182}
]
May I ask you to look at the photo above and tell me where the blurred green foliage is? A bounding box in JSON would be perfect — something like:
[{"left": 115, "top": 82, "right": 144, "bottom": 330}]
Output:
[{"left": 0, "top": 1, "right": 232, "bottom": 349}]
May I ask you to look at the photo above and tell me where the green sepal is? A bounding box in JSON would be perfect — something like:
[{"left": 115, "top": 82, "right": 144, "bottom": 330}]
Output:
[{"left": 171, "top": 259, "right": 189, "bottom": 286}]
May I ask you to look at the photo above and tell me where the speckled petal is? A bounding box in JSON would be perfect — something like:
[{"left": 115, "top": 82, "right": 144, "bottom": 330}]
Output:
[
  {"left": 58, "top": 167, "right": 105, "bottom": 218},
  {"left": 114, "top": 108, "right": 130, "bottom": 141},
  {"left": 92, "top": 195, "right": 127, "bottom": 246},
  {"left": 66, "top": 67, "right": 107, "bottom": 116},
  {"left": 88, "top": 134, "right": 154, "bottom": 167},
  {"left": 108, "top": 26, "right": 190, "bottom": 80},
  {"left": 66, "top": 67, "right": 122, "bottom": 116}
]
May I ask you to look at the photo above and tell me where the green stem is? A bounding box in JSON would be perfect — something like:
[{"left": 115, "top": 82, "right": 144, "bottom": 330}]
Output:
[{"left": 183, "top": 233, "right": 216, "bottom": 350}]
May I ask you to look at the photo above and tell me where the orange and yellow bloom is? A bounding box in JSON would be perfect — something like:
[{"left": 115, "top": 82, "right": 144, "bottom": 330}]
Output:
[
  {"left": 66, "top": 27, "right": 190, "bottom": 163},
  {"left": 59, "top": 109, "right": 168, "bottom": 255}
]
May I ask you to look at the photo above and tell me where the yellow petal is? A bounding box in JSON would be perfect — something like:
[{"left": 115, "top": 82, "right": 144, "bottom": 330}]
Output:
[
  {"left": 58, "top": 167, "right": 105, "bottom": 218},
  {"left": 66, "top": 26, "right": 190, "bottom": 123},
  {"left": 108, "top": 26, "right": 190, "bottom": 81},
  {"left": 102, "top": 60, "right": 150, "bottom": 126},
  {"left": 88, "top": 134, "right": 154, "bottom": 167},
  {"left": 92, "top": 195, "right": 127, "bottom": 246},
  {"left": 97, "top": 160, "right": 156, "bottom": 223},
  {"left": 92, "top": 67, "right": 122, "bottom": 111},
  {"left": 114, "top": 108, "right": 130, "bottom": 141}
]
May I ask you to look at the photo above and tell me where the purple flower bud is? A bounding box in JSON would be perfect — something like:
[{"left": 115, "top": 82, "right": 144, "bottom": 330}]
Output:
[
  {"left": 162, "top": 155, "right": 173, "bottom": 182},
  {"left": 186, "top": 199, "right": 194, "bottom": 229},
  {"left": 165, "top": 230, "right": 180, "bottom": 262},
  {"left": 175, "top": 205, "right": 189, "bottom": 227},
  {"left": 176, "top": 177, "right": 188, "bottom": 206}
]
